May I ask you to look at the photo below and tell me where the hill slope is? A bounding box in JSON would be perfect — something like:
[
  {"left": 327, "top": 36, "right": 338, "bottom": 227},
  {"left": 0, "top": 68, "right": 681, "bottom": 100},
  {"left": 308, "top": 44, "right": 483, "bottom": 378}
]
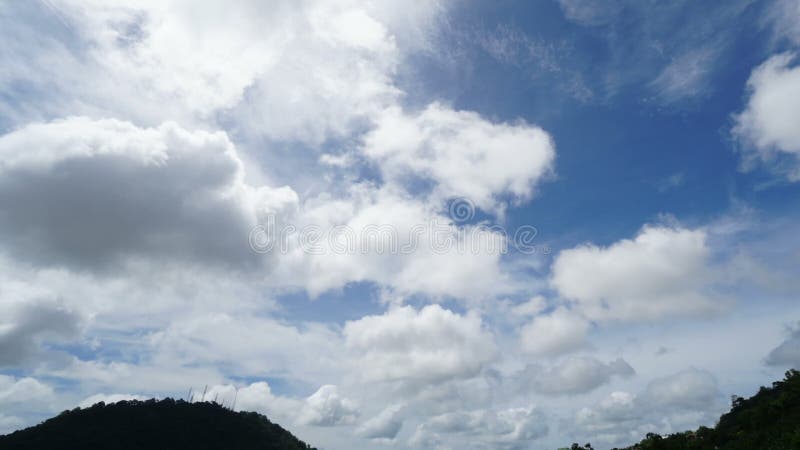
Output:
[
  {"left": 0, "top": 398, "right": 317, "bottom": 450},
  {"left": 613, "top": 369, "right": 800, "bottom": 450}
]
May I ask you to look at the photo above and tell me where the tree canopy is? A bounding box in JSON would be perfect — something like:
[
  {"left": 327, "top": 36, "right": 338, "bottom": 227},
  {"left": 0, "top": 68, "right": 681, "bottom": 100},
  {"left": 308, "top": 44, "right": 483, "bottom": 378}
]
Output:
[{"left": 0, "top": 398, "right": 316, "bottom": 450}]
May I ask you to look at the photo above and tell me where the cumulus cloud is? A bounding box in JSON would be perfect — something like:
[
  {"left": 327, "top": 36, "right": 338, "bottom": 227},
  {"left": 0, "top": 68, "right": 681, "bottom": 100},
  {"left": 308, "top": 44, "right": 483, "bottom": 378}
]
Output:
[
  {"left": 733, "top": 53, "right": 800, "bottom": 181},
  {"left": 0, "top": 1, "right": 570, "bottom": 447},
  {"left": 573, "top": 391, "right": 642, "bottom": 445},
  {"left": 551, "top": 225, "right": 723, "bottom": 321},
  {"left": 0, "top": 117, "right": 297, "bottom": 270},
  {"left": 0, "top": 3, "right": 761, "bottom": 450},
  {"left": 147, "top": 313, "right": 344, "bottom": 386},
  {"left": 297, "top": 385, "right": 359, "bottom": 427},
  {"left": 344, "top": 305, "right": 497, "bottom": 386},
  {"left": 0, "top": 300, "right": 82, "bottom": 367},
  {"left": 197, "top": 382, "right": 302, "bottom": 423},
  {"left": 0, "top": 375, "right": 55, "bottom": 434},
  {"left": 49, "top": 358, "right": 226, "bottom": 396},
  {"left": 0, "top": 1, "right": 550, "bottom": 305},
  {"left": 524, "top": 357, "right": 634, "bottom": 396},
  {"left": 511, "top": 296, "right": 548, "bottom": 317},
  {"left": 572, "top": 368, "right": 724, "bottom": 447},
  {"left": 409, "top": 375, "right": 497, "bottom": 418},
  {"left": 0, "top": 415, "right": 24, "bottom": 435},
  {"left": 274, "top": 188, "right": 514, "bottom": 300},
  {"left": 0, "top": 375, "right": 54, "bottom": 408},
  {"left": 641, "top": 368, "right": 721, "bottom": 410},
  {"left": 356, "top": 404, "right": 405, "bottom": 440},
  {"left": 22, "top": 306, "right": 345, "bottom": 398},
  {"left": 361, "top": 103, "right": 555, "bottom": 213},
  {"left": 519, "top": 307, "right": 590, "bottom": 356},
  {"left": 765, "top": 323, "right": 800, "bottom": 368},
  {"left": 0, "top": 0, "right": 432, "bottom": 144},
  {"left": 411, "top": 407, "right": 548, "bottom": 450},
  {"left": 0, "top": 104, "right": 538, "bottom": 306}
]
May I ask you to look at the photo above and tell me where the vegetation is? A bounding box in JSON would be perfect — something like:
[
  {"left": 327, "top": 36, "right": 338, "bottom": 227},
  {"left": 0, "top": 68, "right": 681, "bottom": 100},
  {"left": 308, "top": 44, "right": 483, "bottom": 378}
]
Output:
[
  {"left": 611, "top": 369, "right": 800, "bottom": 450},
  {"left": 0, "top": 398, "right": 316, "bottom": 450}
]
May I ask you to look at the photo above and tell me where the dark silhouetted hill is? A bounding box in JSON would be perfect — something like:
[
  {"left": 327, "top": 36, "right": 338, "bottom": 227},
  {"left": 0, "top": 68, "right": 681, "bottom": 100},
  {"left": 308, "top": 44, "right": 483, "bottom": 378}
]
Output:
[
  {"left": 612, "top": 369, "right": 800, "bottom": 450},
  {"left": 0, "top": 398, "right": 317, "bottom": 450}
]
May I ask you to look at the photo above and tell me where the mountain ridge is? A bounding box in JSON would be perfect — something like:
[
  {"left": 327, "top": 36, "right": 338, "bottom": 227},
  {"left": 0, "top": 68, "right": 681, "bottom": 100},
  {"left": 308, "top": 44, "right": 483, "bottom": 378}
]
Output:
[{"left": 0, "top": 398, "right": 317, "bottom": 450}]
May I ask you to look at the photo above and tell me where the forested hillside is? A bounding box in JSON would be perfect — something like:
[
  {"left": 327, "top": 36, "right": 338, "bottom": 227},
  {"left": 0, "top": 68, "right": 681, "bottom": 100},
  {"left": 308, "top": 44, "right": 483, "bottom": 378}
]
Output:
[{"left": 0, "top": 398, "right": 316, "bottom": 450}]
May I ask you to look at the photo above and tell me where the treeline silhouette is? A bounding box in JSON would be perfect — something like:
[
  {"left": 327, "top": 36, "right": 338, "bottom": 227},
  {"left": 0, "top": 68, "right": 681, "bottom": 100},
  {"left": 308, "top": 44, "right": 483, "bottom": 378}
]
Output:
[
  {"left": 0, "top": 398, "right": 316, "bottom": 450},
  {"left": 610, "top": 369, "right": 800, "bottom": 450}
]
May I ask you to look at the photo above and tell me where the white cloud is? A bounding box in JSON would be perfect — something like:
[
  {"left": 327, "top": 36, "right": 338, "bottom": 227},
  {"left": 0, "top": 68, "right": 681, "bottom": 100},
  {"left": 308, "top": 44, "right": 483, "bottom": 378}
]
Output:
[
  {"left": 361, "top": 103, "right": 555, "bottom": 213},
  {"left": 0, "top": 375, "right": 54, "bottom": 408},
  {"left": 650, "top": 47, "right": 718, "bottom": 102},
  {"left": 0, "top": 2, "right": 551, "bottom": 307},
  {"left": 0, "top": 375, "right": 55, "bottom": 434},
  {"left": 765, "top": 0, "right": 800, "bottom": 46},
  {"left": 573, "top": 391, "right": 646, "bottom": 446},
  {"left": 412, "top": 406, "right": 549, "bottom": 450},
  {"left": 0, "top": 117, "right": 297, "bottom": 270},
  {"left": 197, "top": 382, "right": 302, "bottom": 423},
  {"left": 0, "top": 0, "right": 432, "bottom": 145},
  {"left": 554, "top": 0, "right": 753, "bottom": 107},
  {"left": 655, "top": 172, "right": 686, "bottom": 192},
  {"left": 0, "top": 2, "right": 565, "bottom": 448},
  {"left": 274, "top": 188, "right": 514, "bottom": 300},
  {"left": 511, "top": 296, "right": 548, "bottom": 317},
  {"left": 765, "top": 323, "right": 800, "bottom": 368},
  {"left": 641, "top": 368, "right": 721, "bottom": 410},
  {"left": 146, "top": 313, "right": 345, "bottom": 387},
  {"left": 551, "top": 225, "right": 723, "bottom": 321},
  {"left": 343, "top": 305, "right": 497, "bottom": 386},
  {"left": 2, "top": 3, "right": 782, "bottom": 450},
  {"left": 356, "top": 404, "right": 405, "bottom": 440},
  {"left": 0, "top": 414, "right": 25, "bottom": 435},
  {"left": 410, "top": 375, "right": 496, "bottom": 417},
  {"left": 50, "top": 358, "right": 226, "bottom": 396},
  {"left": 525, "top": 357, "right": 634, "bottom": 395},
  {"left": 557, "top": 0, "right": 624, "bottom": 26},
  {"left": 0, "top": 299, "right": 82, "bottom": 367},
  {"left": 0, "top": 251, "right": 286, "bottom": 344},
  {"left": 519, "top": 307, "right": 589, "bottom": 356},
  {"left": 234, "top": 383, "right": 299, "bottom": 417},
  {"left": 572, "top": 368, "right": 724, "bottom": 447},
  {"left": 733, "top": 52, "right": 800, "bottom": 181},
  {"left": 473, "top": 24, "right": 593, "bottom": 102},
  {"left": 297, "top": 385, "right": 359, "bottom": 427}
]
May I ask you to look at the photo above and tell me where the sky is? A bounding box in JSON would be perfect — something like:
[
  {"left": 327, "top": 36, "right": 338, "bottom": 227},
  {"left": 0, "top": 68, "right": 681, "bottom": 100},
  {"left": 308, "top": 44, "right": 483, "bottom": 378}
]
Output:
[{"left": 1, "top": 0, "right": 800, "bottom": 449}]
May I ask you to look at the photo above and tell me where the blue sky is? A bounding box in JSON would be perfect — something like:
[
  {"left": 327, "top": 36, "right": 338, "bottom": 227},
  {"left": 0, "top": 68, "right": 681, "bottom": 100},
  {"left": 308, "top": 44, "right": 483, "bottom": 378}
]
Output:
[{"left": 1, "top": 1, "right": 800, "bottom": 449}]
